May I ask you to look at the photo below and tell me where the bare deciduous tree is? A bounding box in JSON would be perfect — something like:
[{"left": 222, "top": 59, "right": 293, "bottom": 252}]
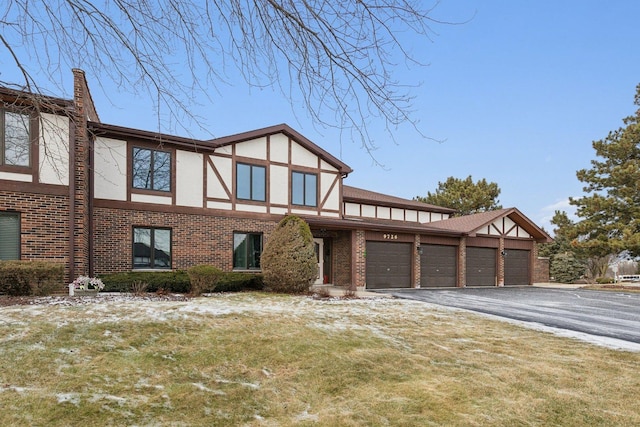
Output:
[{"left": 0, "top": 0, "right": 455, "bottom": 152}]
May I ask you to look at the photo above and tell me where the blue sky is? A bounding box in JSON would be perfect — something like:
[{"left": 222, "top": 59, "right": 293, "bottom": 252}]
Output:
[{"left": 3, "top": 1, "right": 640, "bottom": 233}]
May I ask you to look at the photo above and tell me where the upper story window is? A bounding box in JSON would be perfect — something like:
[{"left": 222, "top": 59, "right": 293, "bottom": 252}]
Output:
[
  {"left": 132, "top": 147, "right": 171, "bottom": 192},
  {"left": 1, "top": 109, "right": 31, "bottom": 167},
  {"left": 292, "top": 171, "right": 317, "bottom": 207},
  {"left": 236, "top": 163, "right": 265, "bottom": 202}
]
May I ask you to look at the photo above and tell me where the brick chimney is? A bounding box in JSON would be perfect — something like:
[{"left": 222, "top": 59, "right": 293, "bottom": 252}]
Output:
[{"left": 70, "top": 68, "right": 98, "bottom": 277}]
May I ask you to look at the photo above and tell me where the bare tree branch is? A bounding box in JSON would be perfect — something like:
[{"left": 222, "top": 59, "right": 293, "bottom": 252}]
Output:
[{"left": 1, "top": 0, "right": 465, "bottom": 157}]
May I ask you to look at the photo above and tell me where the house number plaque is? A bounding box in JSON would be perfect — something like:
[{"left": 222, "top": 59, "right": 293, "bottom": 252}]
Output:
[{"left": 383, "top": 234, "right": 398, "bottom": 240}]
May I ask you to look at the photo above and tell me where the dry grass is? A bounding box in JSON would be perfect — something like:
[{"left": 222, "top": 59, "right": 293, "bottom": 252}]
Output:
[
  {"left": 583, "top": 284, "right": 640, "bottom": 293},
  {"left": 0, "top": 293, "right": 639, "bottom": 426}
]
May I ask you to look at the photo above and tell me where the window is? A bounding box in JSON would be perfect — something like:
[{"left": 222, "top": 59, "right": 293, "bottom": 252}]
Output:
[
  {"left": 233, "top": 232, "right": 262, "bottom": 270},
  {"left": 236, "top": 163, "right": 265, "bottom": 201},
  {"left": 132, "top": 147, "right": 171, "bottom": 191},
  {"left": 292, "top": 171, "right": 317, "bottom": 207},
  {"left": 0, "top": 212, "right": 20, "bottom": 260},
  {"left": 133, "top": 227, "right": 171, "bottom": 269},
  {"left": 1, "top": 109, "right": 31, "bottom": 167}
]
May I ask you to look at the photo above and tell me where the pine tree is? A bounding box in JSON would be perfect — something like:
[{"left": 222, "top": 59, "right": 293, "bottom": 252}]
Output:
[
  {"left": 416, "top": 175, "right": 502, "bottom": 216},
  {"left": 570, "top": 84, "right": 640, "bottom": 257}
]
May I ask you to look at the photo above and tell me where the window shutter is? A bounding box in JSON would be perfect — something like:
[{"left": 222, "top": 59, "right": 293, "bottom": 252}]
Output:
[{"left": 0, "top": 213, "right": 20, "bottom": 260}]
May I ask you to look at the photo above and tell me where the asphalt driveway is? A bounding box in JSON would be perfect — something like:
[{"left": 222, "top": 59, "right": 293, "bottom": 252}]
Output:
[{"left": 376, "top": 287, "right": 640, "bottom": 345}]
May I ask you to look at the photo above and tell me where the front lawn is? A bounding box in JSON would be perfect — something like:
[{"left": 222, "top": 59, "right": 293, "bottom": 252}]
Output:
[{"left": 1, "top": 293, "right": 639, "bottom": 426}]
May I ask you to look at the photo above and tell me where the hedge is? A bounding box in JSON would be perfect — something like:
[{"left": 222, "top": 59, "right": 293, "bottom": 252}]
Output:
[
  {"left": 0, "top": 261, "right": 64, "bottom": 296},
  {"left": 99, "top": 270, "right": 263, "bottom": 293}
]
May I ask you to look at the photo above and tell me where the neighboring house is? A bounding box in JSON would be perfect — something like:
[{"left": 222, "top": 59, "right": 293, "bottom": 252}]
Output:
[{"left": 0, "top": 70, "right": 552, "bottom": 289}]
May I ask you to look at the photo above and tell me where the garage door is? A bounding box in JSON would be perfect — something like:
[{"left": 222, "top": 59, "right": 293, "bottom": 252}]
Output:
[
  {"left": 366, "top": 241, "right": 412, "bottom": 289},
  {"left": 466, "top": 247, "right": 496, "bottom": 287},
  {"left": 421, "top": 245, "right": 457, "bottom": 287},
  {"left": 504, "top": 249, "right": 530, "bottom": 285}
]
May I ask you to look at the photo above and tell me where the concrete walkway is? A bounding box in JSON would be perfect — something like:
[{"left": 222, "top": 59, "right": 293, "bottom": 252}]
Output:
[{"left": 310, "top": 285, "right": 391, "bottom": 298}]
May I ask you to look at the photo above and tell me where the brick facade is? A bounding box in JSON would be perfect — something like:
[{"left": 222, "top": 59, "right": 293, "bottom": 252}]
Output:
[
  {"left": 71, "top": 69, "right": 92, "bottom": 277},
  {"left": 331, "top": 231, "right": 352, "bottom": 287},
  {"left": 414, "top": 234, "right": 421, "bottom": 287},
  {"left": 1, "top": 73, "right": 553, "bottom": 291},
  {"left": 458, "top": 237, "right": 467, "bottom": 287},
  {"left": 353, "top": 230, "right": 366, "bottom": 288},
  {"left": 0, "top": 190, "right": 71, "bottom": 280},
  {"left": 92, "top": 206, "right": 278, "bottom": 274}
]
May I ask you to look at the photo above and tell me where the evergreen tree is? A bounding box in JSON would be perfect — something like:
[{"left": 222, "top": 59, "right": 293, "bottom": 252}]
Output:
[
  {"left": 261, "top": 215, "right": 317, "bottom": 294},
  {"left": 539, "top": 211, "right": 586, "bottom": 283},
  {"left": 570, "top": 84, "right": 640, "bottom": 257},
  {"left": 416, "top": 175, "right": 502, "bottom": 216}
]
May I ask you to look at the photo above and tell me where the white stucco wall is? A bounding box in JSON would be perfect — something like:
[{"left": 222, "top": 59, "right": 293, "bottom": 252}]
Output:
[
  {"left": 208, "top": 156, "right": 232, "bottom": 200},
  {"left": 176, "top": 150, "right": 203, "bottom": 207},
  {"left": 207, "top": 200, "right": 232, "bottom": 210},
  {"left": 320, "top": 159, "right": 337, "bottom": 172},
  {"left": 345, "top": 202, "right": 360, "bottom": 217},
  {"left": 320, "top": 173, "right": 339, "bottom": 211},
  {"left": 235, "top": 137, "right": 267, "bottom": 160},
  {"left": 361, "top": 204, "right": 376, "bottom": 218},
  {"left": 39, "top": 113, "right": 70, "bottom": 186},
  {"left": 93, "top": 136, "right": 127, "bottom": 201},
  {"left": 405, "top": 210, "right": 418, "bottom": 222},
  {"left": 131, "top": 193, "right": 172, "bottom": 205},
  {"left": 270, "top": 165, "right": 289, "bottom": 205},
  {"left": 269, "top": 133, "right": 289, "bottom": 164},
  {"left": 391, "top": 208, "right": 404, "bottom": 221},
  {"left": 236, "top": 203, "right": 267, "bottom": 213},
  {"left": 291, "top": 141, "right": 317, "bottom": 168},
  {"left": 378, "top": 206, "right": 391, "bottom": 220},
  {"left": 0, "top": 171, "right": 31, "bottom": 182}
]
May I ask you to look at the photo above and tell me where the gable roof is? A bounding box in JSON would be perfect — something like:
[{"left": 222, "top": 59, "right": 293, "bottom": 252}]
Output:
[
  {"left": 427, "top": 208, "right": 552, "bottom": 242},
  {"left": 89, "top": 122, "right": 353, "bottom": 175},
  {"left": 208, "top": 124, "right": 353, "bottom": 175},
  {"left": 343, "top": 185, "right": 455, "bottom": 214}
]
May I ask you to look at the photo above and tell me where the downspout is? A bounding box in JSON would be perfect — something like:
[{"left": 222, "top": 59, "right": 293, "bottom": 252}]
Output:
[
  {"left": 68, "top": 119, "right": 76, "bottom": 281},
  {"left": 88, "top": 130, "right": 94, "bottom": 276}
]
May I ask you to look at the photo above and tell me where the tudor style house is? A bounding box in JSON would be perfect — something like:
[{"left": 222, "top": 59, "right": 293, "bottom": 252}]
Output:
[{"left": 0, "top": 70, "right": 551, "bottom": 289}]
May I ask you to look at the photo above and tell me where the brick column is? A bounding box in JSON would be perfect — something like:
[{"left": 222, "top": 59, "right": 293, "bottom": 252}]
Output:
[
  {"left": 351, "top": 229, "right": 366, "bottom": 289},
  {"left": 71, "top": 69, "right": 90, "bottom": 277},
  {"left": 497, "top": 237, "right": 505, "bottom": 286},
  {"left": 414, "top": 234, "right": 421, "bottom": 288},
  {"left": 458, "top": 237, "right": 466, "bottom": 287},
  {"left": 532, "top": 242, "right": 549, "bottom": 283}
]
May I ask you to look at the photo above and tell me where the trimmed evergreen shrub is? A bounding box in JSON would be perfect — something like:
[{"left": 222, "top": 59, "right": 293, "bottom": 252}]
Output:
[
  {"left": 260, "top": 215, "right": 317, "bottom": 294},
  {"left": 187, "top": 265, "right": 224, "bottom": 296},
  {"left": 99, "top": 270, "right": 263, "bottom": 294},
  {"left": 100, "top": 270, "right": 191, "bottom": 293},
  {"left": 0, "top": 261, "right": 64, "bottom": 296}
]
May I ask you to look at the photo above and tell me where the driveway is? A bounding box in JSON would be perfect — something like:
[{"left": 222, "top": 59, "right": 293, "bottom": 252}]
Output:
[{"left": 376, "top": 287, "right": 640, "bottom": 345}]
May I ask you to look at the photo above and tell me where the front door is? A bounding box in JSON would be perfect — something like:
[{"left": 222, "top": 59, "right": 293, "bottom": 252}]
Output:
[{"left": 313, "top": 238, "right": 324, "bottom": 285}]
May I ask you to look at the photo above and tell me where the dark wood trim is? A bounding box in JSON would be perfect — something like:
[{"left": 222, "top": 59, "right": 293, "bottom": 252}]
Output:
[
  {"left": 0, "top": 179, "right": 69, "bottom": 195},
  {"left": 504, "top": 239, "right": 534, "bottom": 250},
  {"left": 365, "top": 231, "right": 415, "bottom": 243},
  {"left": 466, "top": 236, "right": 501, "bottom": 248},
  {"left": 93, "top": 198, "right": 287, "bottom": 222},
  {"left": 420, "top": 235, "right": 460, "bottom": 246}
]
